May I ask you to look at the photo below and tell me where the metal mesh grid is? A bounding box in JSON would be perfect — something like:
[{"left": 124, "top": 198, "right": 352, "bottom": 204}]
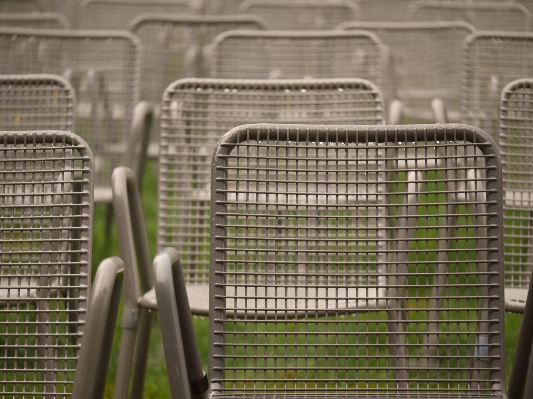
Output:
[
  {"left": 131, "top": 14, "right": 267, "bottom": 105},
  {"left": 338, "top": 21, "right": 475, "bottom": 123},
  {"left": 0, "top": 28, "right": 139, "bottom": 193},
  {"left": 211, "top": 30, "right": 386, "bottom": 88},
  {"left": 0, "top": 130, "right": 92, "bottom": 398},
  {"left": 159, "top": 78, "right": 384, "bottom": 301},
  {"left": 357, "top": 0, "right": 416, "bottom": 22},
  {"left": 237, "top": 0, "right": 361, "bottom": 30},
  {"left": 408, "top": 1, "right": 531, "bottom": 32},
  {"left": 500, "top": 79, "right": 533, "bottom": 291},
  {"left": 0, "top": 0, "right": 42, "bottom": 13},
  {"left": 462, "top": 31, "right": 533, "bottom": 142},
  {"left": 0, "top": 74, "right": 74, "bottom": 133},
  {"left": 210, "top": 123, "right": 505, "bottom": 398},
  {"left": 79, "top": 0, "right": 195, "bottom": 30},
  {"left": 202, "top": 0, "right": 248, "bottom": 15},
  {"left": 0, "top": 13, "right": 70, "bottom": 29}
]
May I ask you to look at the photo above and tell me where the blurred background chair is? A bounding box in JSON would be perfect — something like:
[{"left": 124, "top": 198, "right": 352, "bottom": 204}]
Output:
[
  {"left": 408, "top": 1, "right": 531, "bottom": 31},
  {"left": 236, "top": 0, "right": 361, "bottom": 30},
  {"left": 0, "top": 129, "right": 123, "bottom": 399},
  {"left": 155, "top": 122, "right": 527, "bottom": 398},
  {"left": 337, "top": 20, "right": 475, "bottom": 123},
  {"left": 0, "top": 12, "right": 70, "bottom": 28},
  {"left": 0, "top": 0, "right": 41, "bottom": 12},
  {"left": 130, "top": 14, "right": 267, "bottom": 158},
  {"left": 357, "top": 0, "right": 417, "bottom": 21},
  {"left": 499, "top": 78, "right": 533, "bottom": 313}
]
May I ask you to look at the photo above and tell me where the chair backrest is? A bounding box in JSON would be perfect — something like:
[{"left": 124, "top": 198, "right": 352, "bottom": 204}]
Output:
[
  {"left": 210, "top": 30, "right": 387, "bottom": 88},
  {"left": 79, "top": 0, "right": 195, "bottom": 30},
  {"left": 0, "top": 74, "right": 75, "bottom": 132},
  {"left": 237, "top": 0, "right": 361, "bottom": 30},
  {"left": 159, "top": 78, "right": 384, "bottom": 295},
  {"left": 462, "top": 31, "right": 533, "bottom": 142},
  {"left": 130, "top": 14, "right": 267, "bottom": 105},
  {"left": 0, "top": 12, "right": 70, "bottom": 29},
  {"left": 0, "top": 28, "right": 140, "bottom": 195},
  {"left": 0, "top": 130, "right": 93, "bottom": 397},
  {"left": 0, "top": 0, "right": 41, "bottom": 12},
  {"left": 409, "top": 1, "right": 531, "bottom": 31},
  {"left": 499, "top": 78, "right": 533, "bottom": 291},
  {"left": 337, "top": 20, "right": 474, "bottom": 122},
  {"left": 357, "top": 0, "right": 416, "bottom": 21},
  {"left": 209, "top": 122, "right": 505, "bottom": 397}
]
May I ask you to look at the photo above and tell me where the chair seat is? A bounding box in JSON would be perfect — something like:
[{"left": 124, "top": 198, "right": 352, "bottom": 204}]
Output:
[
  {"left": 94, "top": 186, "right": 113, "bottom": 203},
  {"left": 185, "top": 283, "right": 209, "bottom": 316},
  {"left": 504, "top": 190, "right": 533, "bottom": 209},
  {"left": 505, "top": 287, "right": 528, "bottom": 313}
]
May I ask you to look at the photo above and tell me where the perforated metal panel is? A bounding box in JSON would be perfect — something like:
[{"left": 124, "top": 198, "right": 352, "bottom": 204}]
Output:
[
  {"left": 159, "top": 78, "right": 384, "bottom": 312},
  {"left": 0, "top": 130, "right": 93, "bottom": 398},
  {"left": 209, "top": 123, "right": 505, "bottom": 397},
  {"left": 0, "top": 13, "right": 70, "bottom": 29},
  {"left": 237, "top": 0, "right": 360, "bottom": 30},
  {"left": 79, "top": 0, "right": 194, "bottom": 30},
  {"left": 338, "top": 21, "right": 474, "bottom": 122},
  {"left": 0, "top": 0, "right": 42, "bottom": 13},
  {"left": 499, "top": 79, "right": 533, "bottom": 312},
  {"left": 462, "top": 31, "right": 533, "bottom": 142},
  {"left": 211, "top": 30, "right": 386, "bottom": 88},
  {"left": 409, "top": 1, "right": 531, "bottom": 31},
  {"left": 0, "top": 28, "right": 139, "bottom": 200}
]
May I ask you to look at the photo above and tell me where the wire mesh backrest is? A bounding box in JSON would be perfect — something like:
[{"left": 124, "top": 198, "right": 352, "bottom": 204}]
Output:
[
  {"left": 237, "top": 0, "right": 361, "bottom": 30},
  {"left": 160, "top": 78, "right": 384, "bottom": 287},
  {"left": 0, "top": 28, "right": 139, "bottom": 190},
  {"left": 357, "top": 0, "right": 416, "bottom": 21},
  {"left": 462, "top": 31, "right": 533, "bottom": 142},
  {"left": 0, "top": 0, "right": 41, "bottom": 13},
  {"left": 0, "top": 74, "right": 74, "bottom": 132},
  {"left": 500, "top": 79, "right": 533, "bottom": 290},
  {"left": 211, "top": 30, "right": 386, "bottom": 87},
  {"left": 0, "top": 130, "right": 92, "bottom": 398},
  {"left": 408, "top": 1, "right": 531, "bottom": 31},
  {"left": 79, "top": 0, "right": 195, "bottom": 30},
  {"left": 338, "top": 21, "right": 474, "bottom": 122},
  {"left": 0, "top": 13, "right": 70, "bottom": 29},
  {"left": 210, "top": 123, "right": 505, "bottom": 397},
  {"left": 131, "top": 15, "right": 267, "bottom": 105}
]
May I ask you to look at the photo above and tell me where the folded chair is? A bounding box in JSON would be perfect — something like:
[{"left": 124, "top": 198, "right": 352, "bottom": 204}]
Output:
[
  {"left": 155, "top": 123, "right": 533, "bottom": 398},
  {"left": 0, "top": 130, "right": 124, "bottom": 399},
  {"left": 237, "top": 0, "right": 361, "bottom": 30}
]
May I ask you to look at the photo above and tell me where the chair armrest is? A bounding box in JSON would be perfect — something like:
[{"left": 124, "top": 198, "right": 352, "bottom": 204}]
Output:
[{"left": 126, "top": 101, "right": 154, "bottom": 189}]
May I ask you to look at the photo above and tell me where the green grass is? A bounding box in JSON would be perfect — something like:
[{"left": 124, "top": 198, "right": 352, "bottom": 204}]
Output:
[{"left": 93, "top": 160, "right": 524, "bottom": 398}]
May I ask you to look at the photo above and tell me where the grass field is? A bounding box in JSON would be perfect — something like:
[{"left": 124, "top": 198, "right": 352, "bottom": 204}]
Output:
[{"left": 93, "top": 160, "right": 524, "bottom": 398}]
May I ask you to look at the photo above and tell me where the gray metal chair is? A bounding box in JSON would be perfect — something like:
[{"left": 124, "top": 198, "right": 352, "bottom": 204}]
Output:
[
  {"left": 0, "top": 129, "right": 124, "bottom": 399},
  {"left": 337, "top": 20, "right": 475, "bottom": 124},
  {"left": 0, "top": 29, "right": 153, "bottom": 206},
  {"left": 499, "top": 78, "right": 533, "bottom": 313},
  {"left": 0, "top": 0, "right": 41, "bottom": 12},
  {"left": 0, "top": 12, "right": 70, "bottom": 28},
  {"left": 237, "top": 0, "right": 361, "bottom": 30},
  {"left": 154, "top": 122, "right": 529, "bottom": 398},
  {"left": 159, "top": 77, "right": 385, "bottom": 315},
  {"left": 408, "top": 1, "right": 531, "bottom": 31},
  {"left": 79, "top": 0, "right": 196, "bottom": 30},
  {"left": 210, "top": 30, "right": 387, "bottom": 91}
]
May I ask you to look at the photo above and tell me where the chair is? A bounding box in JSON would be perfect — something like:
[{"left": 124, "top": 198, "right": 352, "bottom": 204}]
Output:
[
  {"left": 237, "top": 0, "right": 361, "bottom": 30},
  {"left": 155, "top": 122, "right": 533, "bottom": 398},
  {"left": 357, "top": 0, "right": 417, "bottom": 21},
  {"left": 0, "top": 12, "right": 70, "bottom": 28},
  {"left": 210, "top": 30, "right": 387, "bottom": 91},
  {"left": 0, "top": 0, "right": 41, "bottom": 12},
  {"left": 408, "top": 1, "right": 531, "bottom": 32},
  {"left": 79, "top": 0, "right": 195, "bottom": 30},
  {"left": 337, "top": 20, "right": 475, "bottom": 123},
  {"left": 0, "top": 129, "right": 124, "bottom": 399},
  {"left": 130, "top": 14, "right": 267, "bottom": 157},
  {"left": 202, "top": 0, "right": 249, "bottom": 14},
  {"left": 499, "top": 78, "right": 533, "bottom": 313},
  {"left": 0, "top": 28, "right": 153, "bottom": 206}
]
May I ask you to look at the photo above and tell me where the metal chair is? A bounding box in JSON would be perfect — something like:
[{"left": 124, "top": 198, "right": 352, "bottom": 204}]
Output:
[
  {"left": 0, "top": 129, "right": 124, "bottom": 399},
  {"left": 130, "top": 14, "right": 267, "bottom": 158},
  {"left": 499, "top": 78, "right": 533, "bottom": 313},
  {"left": 0, "top": 12, "right": 70, "bottom": 28},
  {"left": 0, "top": 0, "right": 41, "bottom": 12},
  {"left": 357, "top": 0, "right": 417, "bottom": 21},
  {"left": 79, "top": 0, "right": 196, "bottom": 30},
  {"left": 210, "top": 30, "right": 387, "bottom": 90},
  {"left": 408, "top": 1, "right": 531, "bottom": 31},
  {"left": 154, "top": 122, "right": 531, "bottom": 398},
  {"left": 0, "top": 29, "right": 153, "bottom": 206},
  {"left": 236, "top": 0, "right": 361, "bottom": 30},
  {"left": 337, "top": 20, "right": 475, "bottom": 124}
]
